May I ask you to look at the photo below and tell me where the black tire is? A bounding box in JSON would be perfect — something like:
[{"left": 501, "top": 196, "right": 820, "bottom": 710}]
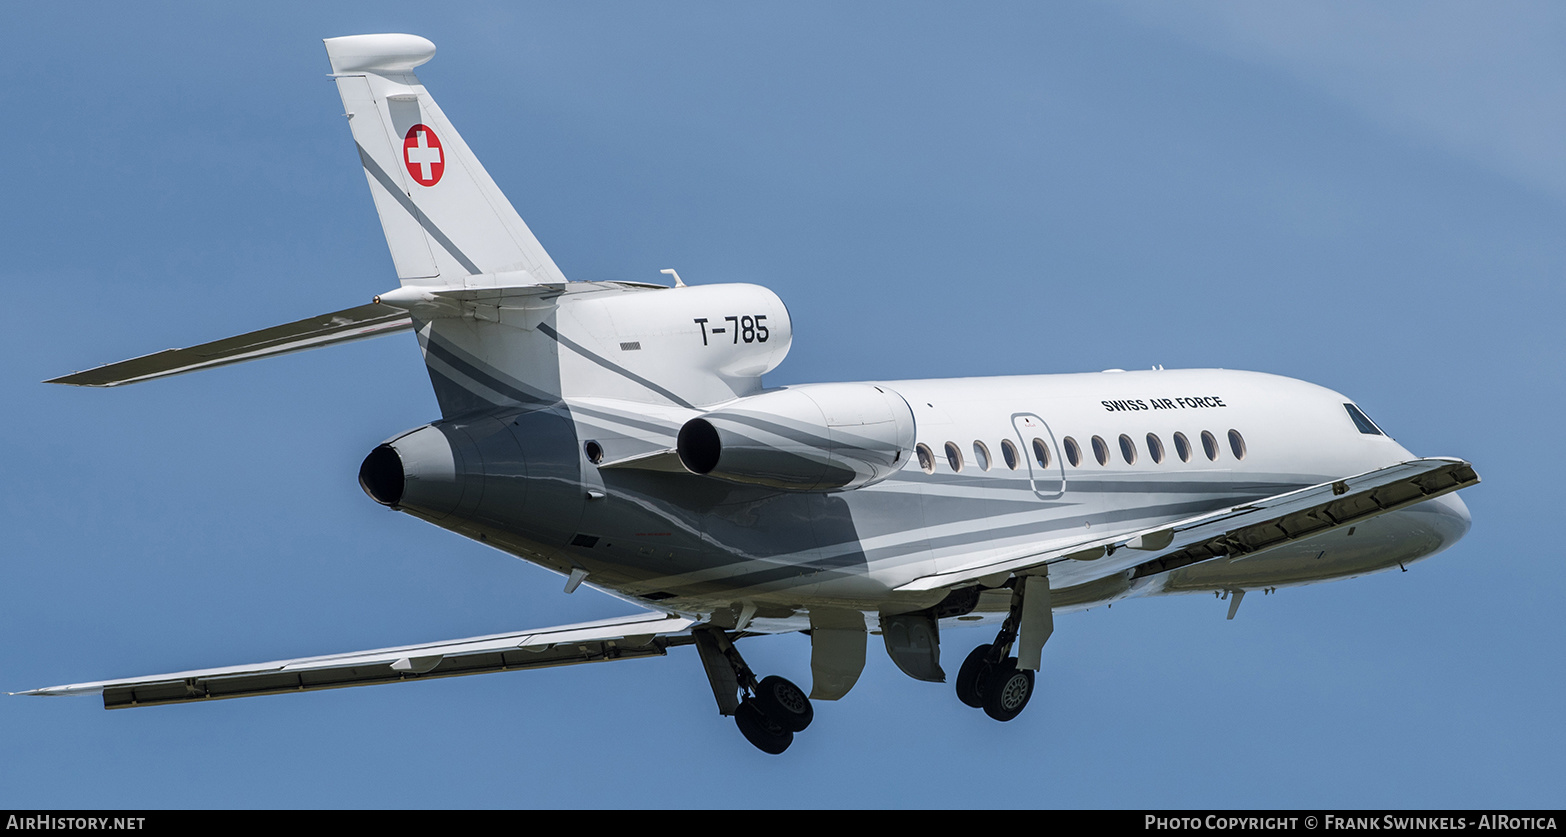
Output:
[
  {"left": 753, "top": 675, "right": 813, "bottom": 732},
  {"left": 955, "top": 645, "right": 993, "bottom": 709},
  {"left": 735, "top": 700, "right": 794, "bottom": 754},
  {"left": 981, "top": 658, "right": 1035, "bottom": 722}
]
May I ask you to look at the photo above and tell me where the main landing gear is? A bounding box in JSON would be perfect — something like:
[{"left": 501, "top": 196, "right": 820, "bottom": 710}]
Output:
[
  {"left": 734, "top": 675, "right": 813, "bottom": 754},
  {"left": 692, "top": 627, "right": 814, "bottom": 754},
  {"left": 954, "top": 574, "right": 1051, "bottom": 722},
  {"left": 956, "top": 643, "right": 1035, "bottom": 722}
]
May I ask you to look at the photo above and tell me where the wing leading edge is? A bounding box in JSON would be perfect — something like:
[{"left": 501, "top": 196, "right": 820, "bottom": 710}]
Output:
[
  {"left": 18, "top": 611, "right": 695, "bottom": 709},
  {"left": 897, "top": 457, "right": 1480, "bottom": 593}
]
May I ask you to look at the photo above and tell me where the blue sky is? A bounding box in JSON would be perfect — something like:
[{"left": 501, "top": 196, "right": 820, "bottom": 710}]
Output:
[{"left": 3, "top": 2, "right": 1562, "bottom": 808}]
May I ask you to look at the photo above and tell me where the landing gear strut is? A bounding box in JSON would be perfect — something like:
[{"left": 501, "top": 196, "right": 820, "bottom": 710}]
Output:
[
  {"left": 954, "top": 574, "right": 1049, "bottom": 722},
  {"left": 692, "top": 626, "right": 814, "bottom": 754}
]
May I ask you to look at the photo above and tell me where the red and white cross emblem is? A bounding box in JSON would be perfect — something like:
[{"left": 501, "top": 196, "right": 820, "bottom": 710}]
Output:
[{"left": 403, "top": 124, "right": 445, "bottom": 187}]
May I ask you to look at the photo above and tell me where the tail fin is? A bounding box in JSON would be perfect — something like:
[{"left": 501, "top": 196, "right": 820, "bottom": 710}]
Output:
[{"left": 324, "top": 34, "right": 567, "bottom": 289}]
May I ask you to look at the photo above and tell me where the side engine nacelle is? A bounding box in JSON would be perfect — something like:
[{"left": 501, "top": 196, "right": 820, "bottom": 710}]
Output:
[
  {"left": 676, "top": 383, "right": 917, "bottom": 491},
  {"left": 356, "top": 408, "right": 586, "bottom": 557}
]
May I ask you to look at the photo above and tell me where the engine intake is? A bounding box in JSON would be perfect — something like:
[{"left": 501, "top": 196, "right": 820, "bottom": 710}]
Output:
[
  {"left": 356, "top": 424, "right": 466, "bottom": 516},
  {"left": 358, "top": 444, "right": 405, "bottom": 506}
]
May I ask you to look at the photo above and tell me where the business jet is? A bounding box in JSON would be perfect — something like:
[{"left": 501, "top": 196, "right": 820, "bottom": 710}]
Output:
[{"left": 22, "top": 34, "right": 1478, "bottom": 754}]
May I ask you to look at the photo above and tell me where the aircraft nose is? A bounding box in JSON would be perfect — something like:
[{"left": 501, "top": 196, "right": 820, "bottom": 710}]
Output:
[{"left": 1425, "top": 492, "right": 1472, "bottom": 549}]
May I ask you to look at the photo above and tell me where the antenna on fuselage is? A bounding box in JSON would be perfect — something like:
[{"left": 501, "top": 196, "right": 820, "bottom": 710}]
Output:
[{"left": 661, "top": 268, "right": 687, "bottom": 288}]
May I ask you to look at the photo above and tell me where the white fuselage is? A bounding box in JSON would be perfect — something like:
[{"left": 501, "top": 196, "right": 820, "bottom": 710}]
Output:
[{"left": 547, "top": 367, "right": 1471, "bottom": 626}]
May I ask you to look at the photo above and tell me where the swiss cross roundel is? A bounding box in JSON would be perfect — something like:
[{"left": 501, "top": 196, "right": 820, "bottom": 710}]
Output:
[{"left": 402, "top": 124, "right": 445, "bottom": 187}]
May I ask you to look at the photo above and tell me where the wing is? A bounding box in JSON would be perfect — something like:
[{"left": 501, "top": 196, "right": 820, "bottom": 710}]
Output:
[
  {"left": 46, "top": 302, "right": 413, "bottom": 387},
  {"left": 17, "top": 611, "right": 695, "bottom": 709},
  {"left": 897, "top": 457, "right": 1480, "bottom": 592}
]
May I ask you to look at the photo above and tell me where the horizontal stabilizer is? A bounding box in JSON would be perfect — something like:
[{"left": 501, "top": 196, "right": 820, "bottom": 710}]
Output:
[
  {"left": 18, "top": 611, "right": 695, "bottom": 709},
  {"left": 47, "top": 303, "right": 413, "bottom": 387},
  {"left": 898, "top": 457, "right": 1480, "bottom": 592}
]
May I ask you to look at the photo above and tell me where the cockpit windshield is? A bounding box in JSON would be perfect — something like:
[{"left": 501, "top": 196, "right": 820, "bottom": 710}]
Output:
[{"left": 1344, "top": 403, "right": 1385, "bottom": 436}]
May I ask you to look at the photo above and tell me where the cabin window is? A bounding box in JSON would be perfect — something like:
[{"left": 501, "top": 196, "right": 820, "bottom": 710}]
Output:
[
  {"left": 1173, "top": 432, "right": 1192, "bottom": 462},
  {"left": 1344, "top": 403, "right": 1385, "bottom": 436},
  {"left": 944, "top": 441, "right": 963, "bottom": 472},
  {"left": 1000, "top": 439, "right": 1019, "bottom": 470},
  {"left": 1118, "top": 434, "right": 1137, "bottom": 465},
  {"left": 1146, "top": 433, "right": 1165, "bottom": 464},
  {"left": 1063, "top": 436, "right": 1081, "bottom": 467},
  {"left": 1228, "top": 429, "right": 1246, "bottom": 460},
  {"left": 1091, "top": 435, "right": 1109, "bottom": 466},
  {"left": 1032, "top": 438, "right": 1051, "bottom": 469},
  {"left": 916, "top": 443, "right": 935, "bottom": 474},
  {"left": 1201, "top": 430, "right": 1219, "bottom": 461},
  {"left": 973, "top": 441, "right": 992, "bottom": 471}
]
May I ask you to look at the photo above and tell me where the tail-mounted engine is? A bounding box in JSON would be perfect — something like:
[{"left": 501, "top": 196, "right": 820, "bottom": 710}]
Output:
[
  {"left": 551, "top": 283, "right": 793, "bottom": 406},
  {"left": 676, "top": 383, "right": 917, "bottom": 491}
]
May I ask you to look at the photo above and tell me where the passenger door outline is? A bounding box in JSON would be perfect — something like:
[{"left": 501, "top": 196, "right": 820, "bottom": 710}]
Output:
[{"left": 1011, "top": 412, "right": 1065, "bottom": 499}]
